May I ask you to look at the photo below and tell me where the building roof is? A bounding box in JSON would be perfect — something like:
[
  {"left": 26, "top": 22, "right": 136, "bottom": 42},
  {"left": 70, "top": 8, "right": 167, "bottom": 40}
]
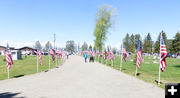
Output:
[
  {"left": 0, "top": 46, "right": 36, "bottom": 50},
  {"left": 19, "top": 46, "right": 36, "bottom": 50},
  {"left": 0, "top": 45, "right": 16, "bottom": 50}
]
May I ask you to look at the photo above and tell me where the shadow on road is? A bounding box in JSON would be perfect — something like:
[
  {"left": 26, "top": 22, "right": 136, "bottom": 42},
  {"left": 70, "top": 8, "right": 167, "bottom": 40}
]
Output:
[
  {"left": 13, "top": 75, "right": 24, "bottom": 78},
  {"left": 0, "top": 92, "right": 25, "bottom": 98}
]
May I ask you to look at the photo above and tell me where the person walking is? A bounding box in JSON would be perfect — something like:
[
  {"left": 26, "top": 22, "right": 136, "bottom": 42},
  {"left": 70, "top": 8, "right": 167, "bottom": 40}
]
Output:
[{"left": 83, "top": 52, "right": 88, "bottom": 63}]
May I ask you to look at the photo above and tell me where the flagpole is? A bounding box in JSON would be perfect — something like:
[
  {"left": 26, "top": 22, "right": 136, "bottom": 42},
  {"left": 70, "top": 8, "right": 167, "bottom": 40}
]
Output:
[
  {"left": 49, "top": 42, "right": 51, "bottom": 70},
  {"left": 49, "top": 52, "right": 50, "bottom": 70},
  {"left": 61, "top": 56, "right": 62, "bottom": 65},
  {"left": 8, "top": 69, "right": 9, "bottom": 79},
  {"left": 158, "top": 32, "right": 162, "bottom": 86},
  {"left": 37, "top": 55, "right": 38, "bottom": 72},
  {"left": 111, "top": 60, "right": 113, "bottom": 67},
  {"left": 135, "top": 66, "right": 137, "bottom": 77},
  {"left": 56, "top": 54, "right": 58, "bottom": 66},
  {"left": 120, "top": 44, "right": 123, "bottom": 71}
]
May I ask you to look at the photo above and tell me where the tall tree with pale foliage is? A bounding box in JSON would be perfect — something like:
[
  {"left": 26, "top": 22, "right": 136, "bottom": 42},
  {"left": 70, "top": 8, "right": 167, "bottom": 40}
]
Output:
[{"left": 93, "top": 5, "right": 117, "bottom": 51}]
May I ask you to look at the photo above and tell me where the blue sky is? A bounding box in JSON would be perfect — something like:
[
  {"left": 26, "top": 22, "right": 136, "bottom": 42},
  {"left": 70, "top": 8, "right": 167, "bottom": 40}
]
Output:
[{"left": 0, "top": 0, "right": 179, "bottom": 48}]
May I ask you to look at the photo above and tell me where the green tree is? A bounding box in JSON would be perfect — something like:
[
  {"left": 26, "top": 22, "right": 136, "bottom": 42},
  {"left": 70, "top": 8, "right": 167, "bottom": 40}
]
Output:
[
  {"left": 153, "top": 31, "right": 168, "bottom": 53},
  {"left": 34, "top": 41, "right": 42, "bottom": 50},
  {"left": 66, "top": 40, "right": 75, "bottom": 52},
  {"left": 81, "top": 42, "right": 88, "bottom": 51},
  {"left": 93, "top": 5, "right": 116, "bottom": 51},
  {"left": 130, "top": 34, "right": 135, "bottom": 53},
  {"left": 112, "top": 48, "right": 117, "bottom": 54},
  {"left": 43, "top": 41, "right": 52, "bottom": 52},
  {"left": 167, "top": 39, "right": 173, "bottom": 53},
  {"left": 172, "top": 32, "right": 180, "bottom": 53},
  {"left": 123, "top": 33, "right": 131, "bottom": 52},
  {"left": 89, "top": 45, "right": 93, "bottom": 51},
  {"left": 134, "top": 34, "right": 141, "bottom": 50},
  {"left": 143, "top": 33, "right": 153, "bottom": 53}
]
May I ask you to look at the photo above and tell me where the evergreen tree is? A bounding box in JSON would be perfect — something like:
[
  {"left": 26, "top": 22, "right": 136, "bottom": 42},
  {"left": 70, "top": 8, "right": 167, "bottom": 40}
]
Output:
[
  {"left": 134, "top": 34, "right": 141, "bottom": 49},
  {"left": 43, "top": 41, "right": 52, "bottom": 52},
  {"left": 153, "top": 31, "right": 168, "bottom": 53},
  {"left": 134, "top": 34, "right": 142, "bottom": 52},
  {"left": 167, "top": 39, "right": 173, "bottom": 53},
  {"left": 123, "top": 33, "right": 131, "bottom": 52},
  {"left": 172, "top": 31, "right": 180, "bottom": 53},
  {"left": 143, "top": 33, "right": 153, "bottom": 53},
  {"left": 89, "top": 45, "right": 93, "bottom": 51},
  {"left": 130, "top": 34, "right": 135, "bottom": 53},
  {"left": 66, "top": 40, "right": 75, "bottom": 52},
  {"left": 34, "top": 41, "right": 42, "bottom": 50},
  {"left": 81, "top": 42, "right": 88, "bottom": 51}
]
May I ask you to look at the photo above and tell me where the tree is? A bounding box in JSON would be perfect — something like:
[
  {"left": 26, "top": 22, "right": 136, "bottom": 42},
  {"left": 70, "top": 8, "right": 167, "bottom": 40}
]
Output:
[
  {"left": 130, "top": 34, "right": 135, "bottom": 53},
  {"left": 81, "top": 42, "right": 88, "bottom": 51},
  {"left": 143, "top": 33, "right": 153, "bottom": 53},
  {"left": 112, "top": 48, "right": 117, "bottom": 54},
  {"left": 89, "top": 45, "right": 93, "bottom": 51},
  {"left": 93, "top": 5, "right": 117, "bottom": 51},
  {"left": 172, "top": 32, "right": 180, "bottom": 53},
  {"left": 167, "top": 39, "right": 173, "bottom": 53},
  {"left": 134, "top": 34, "right": 142, "bottom": 50},
  {"left": 123, "top": 33, "right": 131, "bottom": 52},
  {"left": 34, "top": 41, "right": 42, "bottom": 50},
  {"left": 153, "top": 31, "right": 168, "bottom": 53},
  {"left": 43, "top": 41, "right": 52, "bottom": 52},
  {"left": 66, "top": 40, "right": 75, "bottom": 52}
]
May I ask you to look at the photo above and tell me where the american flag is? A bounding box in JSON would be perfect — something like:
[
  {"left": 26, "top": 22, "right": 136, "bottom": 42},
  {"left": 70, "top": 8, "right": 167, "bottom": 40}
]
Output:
[
  {"left": 107, "top": 48, "right": 114, "bottom": 60},
  {"left": 34, "top": 48, "right": 42, "bottom": 65},
  {"left": 56, "top": 50, "right": 61, "bottom": 59},
  {"left": 102, "top": 49, "right": 106, "bottom": 59},
  {"left": 110, "top": 49, "right": 114, "bottom": 60},
  {"left": 160, "top": 33, "right": 167, "bottom": 72},
  {"left": 92, "top": 50, "right": 96, "bottom": 57},
  {"left": 5, "top": 43, "right": 13, "bottom": 70},
  {"left": 136, "top": 40, "right": 142, "bottom": 69},
  {"left": 49, "top": 49, "right": 55, "bottom": 62},
  {"left": 107, "top": 48, "right": 110, "bottom": 60},
  {"left": 122, "top": 44, "right": 127, "bottom": 62},
  {"left": 96, "top": 49, "right": 100, "bottom": 58}
]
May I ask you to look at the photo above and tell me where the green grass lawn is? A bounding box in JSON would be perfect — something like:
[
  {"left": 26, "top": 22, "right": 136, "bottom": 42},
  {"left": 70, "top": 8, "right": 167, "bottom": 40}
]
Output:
[
  {"left": 0, "top": 55, "right": 62, "bottom": 80},
  {"left": 95, "top": 55, "right": 180, "bottom": 89}
]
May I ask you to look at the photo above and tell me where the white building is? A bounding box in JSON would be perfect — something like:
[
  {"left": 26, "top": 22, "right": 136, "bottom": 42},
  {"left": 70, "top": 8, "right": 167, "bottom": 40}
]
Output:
[{"left": 11, "top": 50, "right": 22, "bottom": 60}]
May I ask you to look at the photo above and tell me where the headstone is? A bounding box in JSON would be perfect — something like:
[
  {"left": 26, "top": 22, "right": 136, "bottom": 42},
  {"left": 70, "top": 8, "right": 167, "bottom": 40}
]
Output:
[
  {"left": 153, "top": 61, "right": 158, "bottom": 64},
  {"left": 176, "top": 56, "right": 180, "bottom": 59}
]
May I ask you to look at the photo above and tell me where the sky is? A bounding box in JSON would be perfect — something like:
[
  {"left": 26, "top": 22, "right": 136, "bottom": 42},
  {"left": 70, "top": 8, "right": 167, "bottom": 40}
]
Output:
[{"left": 0, "top": 0, "right": 179, "bottom": 49}]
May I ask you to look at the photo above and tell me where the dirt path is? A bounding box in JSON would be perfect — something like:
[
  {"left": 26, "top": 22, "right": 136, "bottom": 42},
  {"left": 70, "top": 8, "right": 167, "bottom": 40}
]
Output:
[{"left": 0, "top": 55, "right": 164, "bottom": 98}]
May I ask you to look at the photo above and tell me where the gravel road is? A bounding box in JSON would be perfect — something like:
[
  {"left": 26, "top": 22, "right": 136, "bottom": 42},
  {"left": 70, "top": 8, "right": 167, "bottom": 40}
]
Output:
[{"left": 0, "top": 55, "right": 164, "bottom": 98}]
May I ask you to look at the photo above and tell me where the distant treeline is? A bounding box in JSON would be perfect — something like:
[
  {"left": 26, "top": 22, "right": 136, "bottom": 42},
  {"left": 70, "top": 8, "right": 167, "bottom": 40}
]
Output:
[{"left": 123, "top": 31, "right": 180, "bottom": 54}]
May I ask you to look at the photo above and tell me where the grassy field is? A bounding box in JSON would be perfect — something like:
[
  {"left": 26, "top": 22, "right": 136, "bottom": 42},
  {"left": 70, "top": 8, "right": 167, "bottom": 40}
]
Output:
[
  {"left": 0, "top": 55, "right": 62, "bottom": 80},
  {"left": 94, "top": 55, "right": 180, "bottom": 89}
]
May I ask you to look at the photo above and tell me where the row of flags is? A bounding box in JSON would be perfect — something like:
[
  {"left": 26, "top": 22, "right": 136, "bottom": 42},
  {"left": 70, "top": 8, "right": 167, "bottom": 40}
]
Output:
[
  {"left": 135, "top": 32, "right": 167, "bottom": 72},
  {"left": 4, "top": 43, "right": 67, "bottom": 79},
  {"left": 81, "top": 32, "right": 167, "bottom": 72},
  {"left": 5, "top": 44, "right": 67, "bottom": 70},
  {"left": 36, "top": 49, "right": 67, "bottom": 65},
  {"left": 82, "top": 48, "right": 115, "bottom": 61}
]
